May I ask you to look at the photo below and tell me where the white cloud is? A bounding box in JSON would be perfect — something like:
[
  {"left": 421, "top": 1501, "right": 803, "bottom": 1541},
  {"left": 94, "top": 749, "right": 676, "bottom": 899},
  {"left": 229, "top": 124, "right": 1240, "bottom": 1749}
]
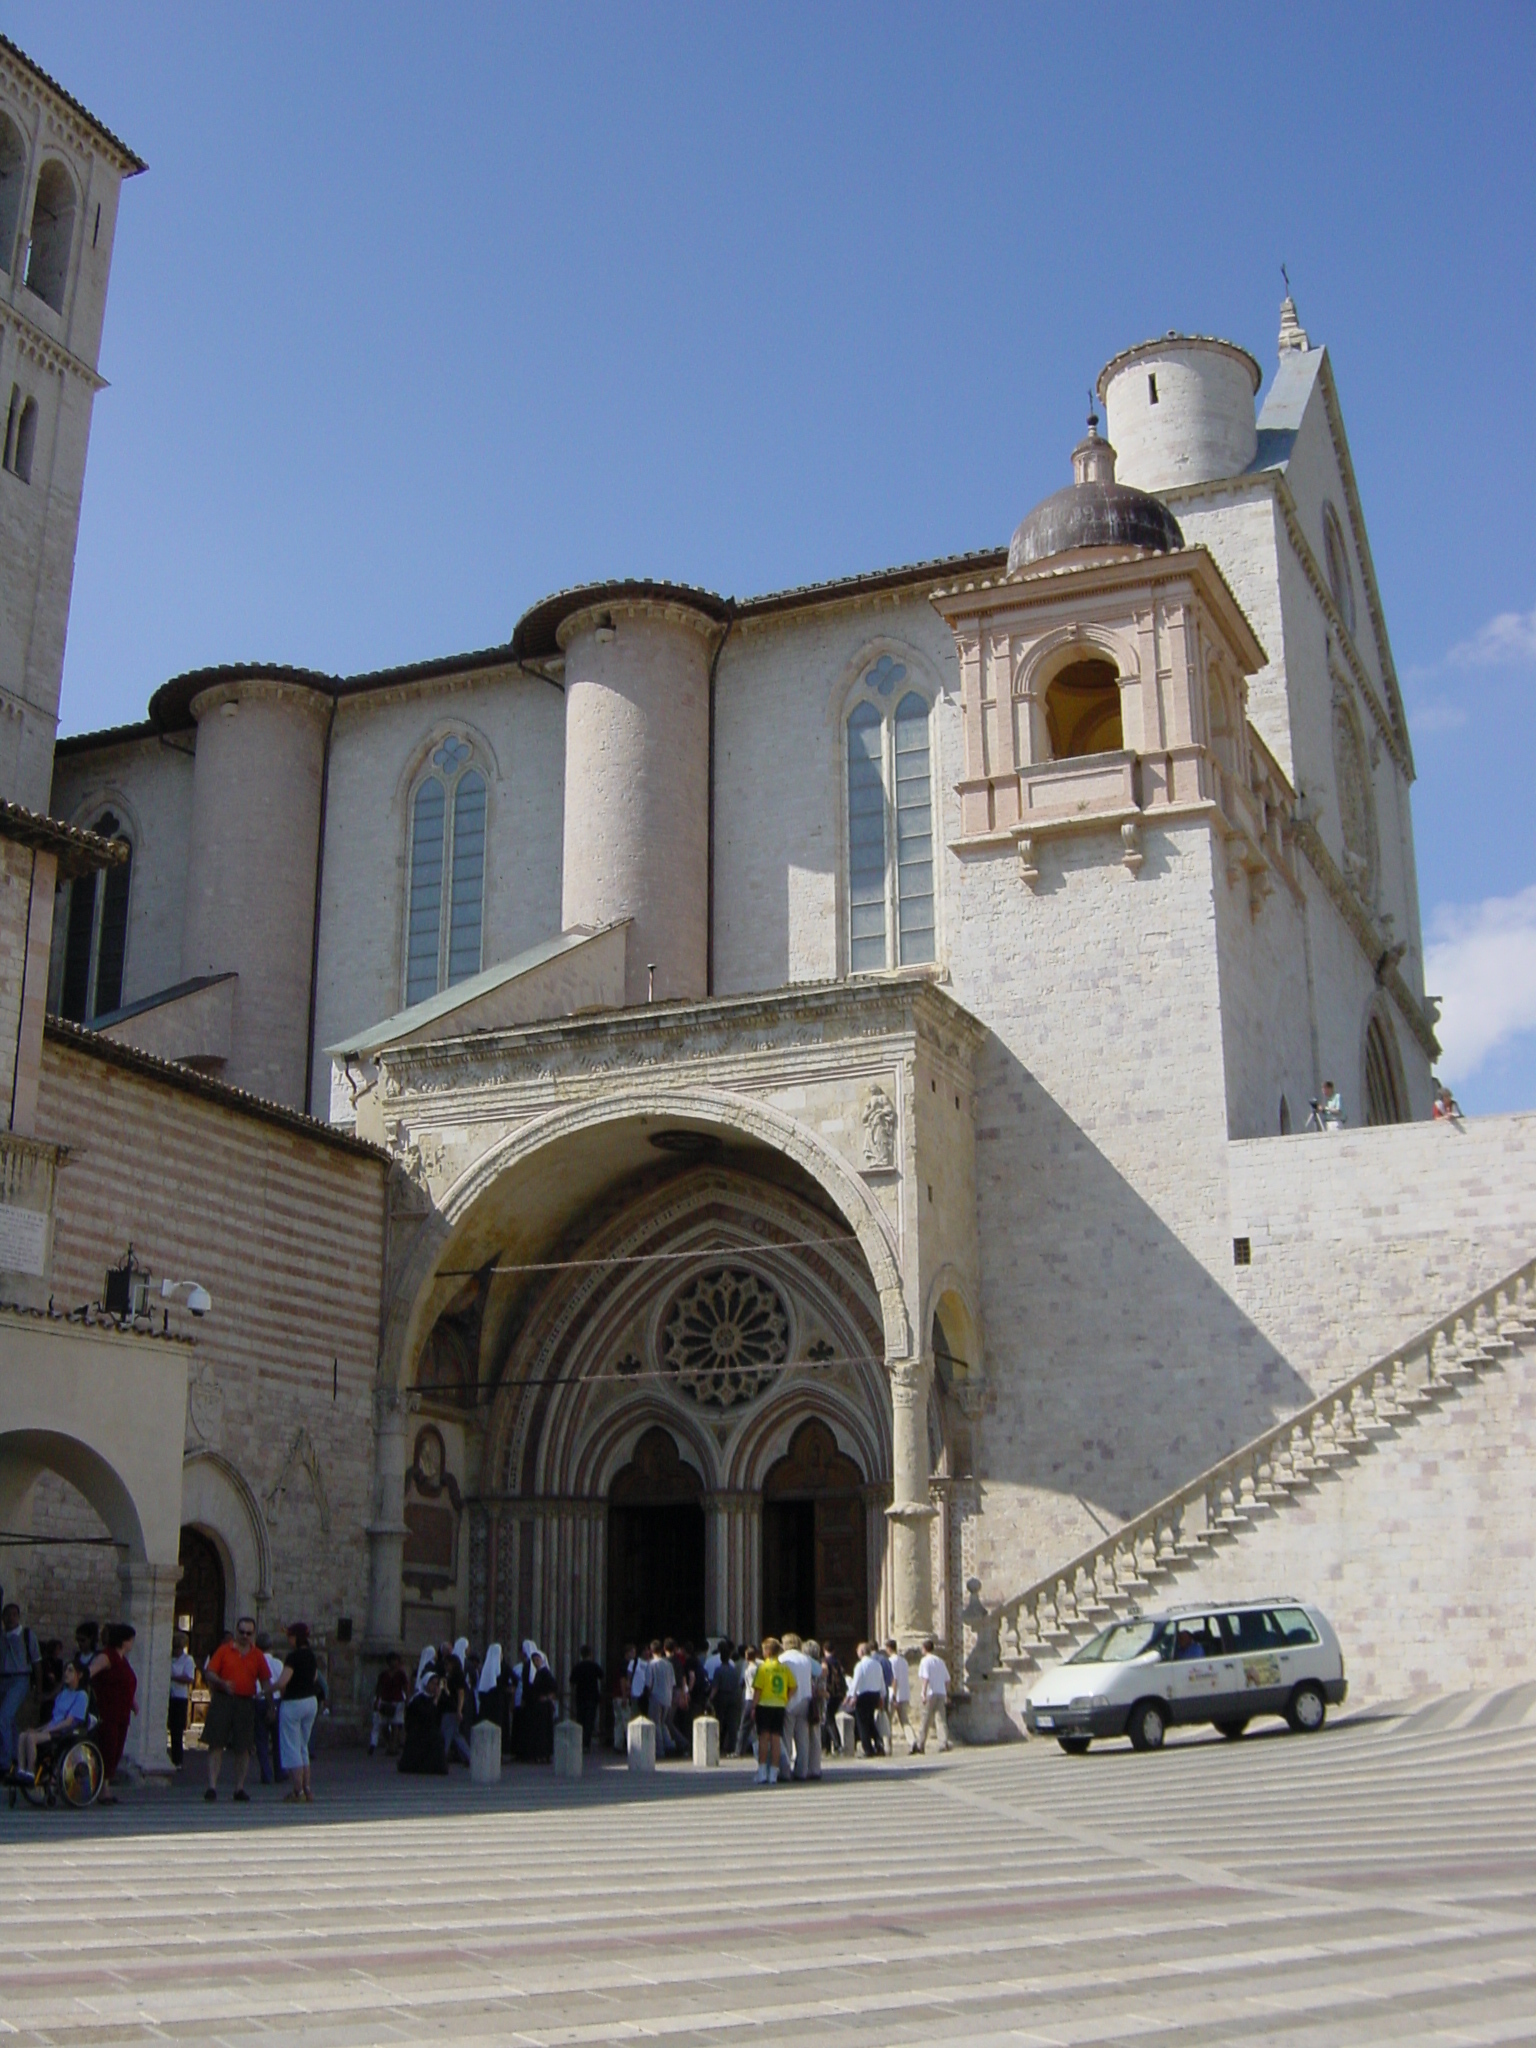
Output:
[
  {"left": 1407, "top": 698, "right": 1467, "bottom": 734},
  {"left": 1444, "top": 606, "right": 1536, "bottom": 670},
  {"left": 1424, "top": 884, "right": 1536, "bottom": 1080}
]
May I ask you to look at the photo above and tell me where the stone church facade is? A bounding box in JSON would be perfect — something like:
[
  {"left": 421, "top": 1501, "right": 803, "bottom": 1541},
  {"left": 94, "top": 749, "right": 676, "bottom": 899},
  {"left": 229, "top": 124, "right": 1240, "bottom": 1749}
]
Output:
[{"left": 6, "top": 34, "right": 1533, "bottom": 1739}]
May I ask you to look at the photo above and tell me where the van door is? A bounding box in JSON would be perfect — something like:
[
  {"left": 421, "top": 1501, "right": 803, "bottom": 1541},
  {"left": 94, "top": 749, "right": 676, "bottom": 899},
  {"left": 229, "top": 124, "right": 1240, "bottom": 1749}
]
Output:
[
  {"left": 1225, "top": 1608, "right": 1291, "bottom": 1718},
  {"left": 1166, "top": 1614, "right": 1239, "bottom": 1726}
]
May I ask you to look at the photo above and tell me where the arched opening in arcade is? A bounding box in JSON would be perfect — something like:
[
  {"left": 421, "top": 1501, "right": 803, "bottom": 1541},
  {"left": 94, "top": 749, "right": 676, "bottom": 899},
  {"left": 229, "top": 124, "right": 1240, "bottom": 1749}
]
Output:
[{"left": 389, "top": 1105, "right": 934, "bottom": 1690}]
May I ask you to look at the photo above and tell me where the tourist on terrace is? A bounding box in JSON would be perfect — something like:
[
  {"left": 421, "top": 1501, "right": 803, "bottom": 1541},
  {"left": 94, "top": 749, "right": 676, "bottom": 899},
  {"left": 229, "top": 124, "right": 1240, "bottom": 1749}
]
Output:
[
  {"left": 708, "top": 1641, "right": 744, "bottom": 1755},
  {"left": 369, "top": 1651, "right": 409, "bottom": 1756},
  {"left": 779, "top": 1634, "right": 817, "bottom": 1780},
  {"left": 821, "top": 1647, "right": 847, "bottom": 1752},
  {"left": 202, "top": 1616, "right": 270, "bottom": 1803},
  {"left": 569, "top": 1645, "right": 604, "bottom": 1751},
  {"left": 253, "top": 1631, "right": 283, "bottom": 1784},
  {"left": 1321, "top": 1081, "right": 1345, "bottom": 1131},
  {"left": 1433, "top": 1082, "right": 1463, "bottom": 1121},
  {"left": 89, "top": 1623, "right": 139, "bottom": 1800},
  {"left": 275, "top": 1620, "right": 320, "bottom": 1803},
  {"left": 14, "top": 1658, "right": 92, "bottom": 1783},
  {"left": 913, "top": 1639, "right": 951, "bottom": 1754},
  {"left": 439, "top": 1649, "right": 471, "bottom": 1765},
  {"left": 646, "top": 1639, "right": 676, "bottom": 1755},
  {"left": 751, "top": 1637, "right": 795, "bottom": 1785},
  {"left": 399, "top": 1671, "right": 448, "bottom": 1774},
  {"left": 475, "top": 1642, "right": 507, "bottom": 1754},
  {"left": 167, "top": 1631, "right": 195, "bottom": 1768},
  {"left": 516, "top": 1643, "right": 557, "bottom": 1761},
  {"left": 884, "top": 1639, "right": 914, "bottom": 1751},
  {"left": 0, "top": 1602, "right": 40, "bottom": 1775},
  {"left": 735, "top": 1645, "right": 760, "bottom": 1757},
  {"left": 848, "top": 1643, "right": 888, "bottom": 1758}
]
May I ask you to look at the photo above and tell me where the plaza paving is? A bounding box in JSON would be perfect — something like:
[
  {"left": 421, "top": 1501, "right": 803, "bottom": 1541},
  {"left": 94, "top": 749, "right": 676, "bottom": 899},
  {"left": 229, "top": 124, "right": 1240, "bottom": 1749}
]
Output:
[{"left": 6, "top": 1699, "right": 1536, "bottom": 2047}]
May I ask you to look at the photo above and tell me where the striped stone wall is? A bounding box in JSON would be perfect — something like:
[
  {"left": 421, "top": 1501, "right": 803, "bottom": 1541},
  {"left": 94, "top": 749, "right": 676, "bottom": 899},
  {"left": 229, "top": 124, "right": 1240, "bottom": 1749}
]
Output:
[{"left": 13, "top": 1031, "right": 389, "bottom": 1675}]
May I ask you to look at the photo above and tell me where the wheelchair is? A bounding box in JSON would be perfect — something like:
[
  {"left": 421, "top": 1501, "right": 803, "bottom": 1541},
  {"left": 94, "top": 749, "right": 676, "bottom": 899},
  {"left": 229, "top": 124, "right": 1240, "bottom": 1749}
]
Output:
[{"left": 6, "top": 1726, "right": 107, "bottom": 1809}]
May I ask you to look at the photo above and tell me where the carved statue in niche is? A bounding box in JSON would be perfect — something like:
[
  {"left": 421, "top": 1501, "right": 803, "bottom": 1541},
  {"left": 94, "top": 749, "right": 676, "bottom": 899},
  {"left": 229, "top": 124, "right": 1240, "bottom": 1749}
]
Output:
[
  {"left": 861, "top": 1085, "right": 898, "bottom": 1169},
  {"left": 403, "top": 1423, "right": 463, "bottom": 1598},
  {"left": 414, "top": 1265, "right": 491, "bottom": 1408}
]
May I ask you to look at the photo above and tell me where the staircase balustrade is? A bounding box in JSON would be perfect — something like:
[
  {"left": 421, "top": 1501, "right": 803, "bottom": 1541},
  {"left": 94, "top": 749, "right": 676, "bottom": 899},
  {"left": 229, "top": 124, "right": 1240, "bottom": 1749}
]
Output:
[{"left": 975, "top": 1256, "right": 1536, "bottom": 1679}]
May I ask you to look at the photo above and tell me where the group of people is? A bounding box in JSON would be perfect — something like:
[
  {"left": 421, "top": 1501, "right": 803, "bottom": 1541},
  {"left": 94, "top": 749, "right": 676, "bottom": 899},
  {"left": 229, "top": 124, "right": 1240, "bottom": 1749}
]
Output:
[
  {"left": 1, "top": 1605, "right": 140, "bottom": 1802},
  {"left": 194, "top": 1615, "right": 326, "bottom": 1803},
  {"left": 615, "top": 1633, "right": 950, "bottom": 1783},
  {"left": 374, "top": 1637, "right": 563, "bottom": 1774}
]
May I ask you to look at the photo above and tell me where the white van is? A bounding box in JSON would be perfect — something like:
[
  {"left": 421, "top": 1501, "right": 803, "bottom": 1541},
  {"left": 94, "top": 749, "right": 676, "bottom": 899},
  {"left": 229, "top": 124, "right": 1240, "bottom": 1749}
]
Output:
[{"left": 1022, "top": 1599, "right": 1346, "bottom": 1753}]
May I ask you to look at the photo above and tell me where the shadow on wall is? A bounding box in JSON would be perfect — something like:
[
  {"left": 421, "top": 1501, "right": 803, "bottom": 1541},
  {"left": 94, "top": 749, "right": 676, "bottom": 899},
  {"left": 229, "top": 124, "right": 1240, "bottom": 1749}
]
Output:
[{"left": 974, "top": 1034, "right": 1314, "bottom": 1587}]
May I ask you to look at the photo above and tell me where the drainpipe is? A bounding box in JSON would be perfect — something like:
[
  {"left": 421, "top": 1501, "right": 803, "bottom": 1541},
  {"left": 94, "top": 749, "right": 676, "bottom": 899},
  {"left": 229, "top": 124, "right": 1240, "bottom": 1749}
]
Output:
[
  {"left": 8, "top": 848, "right": 36, "bottom": 1130},
  {"left": 301, "top": 694, "right": 338, "bottom": 1116},
  {"left": 705, "top": 612, "right": 735, "bottom": 997}
]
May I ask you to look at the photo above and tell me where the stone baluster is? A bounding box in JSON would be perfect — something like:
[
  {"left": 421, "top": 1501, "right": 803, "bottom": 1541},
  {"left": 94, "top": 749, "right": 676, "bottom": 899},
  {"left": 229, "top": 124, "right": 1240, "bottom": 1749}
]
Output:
[
  {"left": 1155, "top": 1516, "right": 1178, "bottom": 1566},
  {"left": 1272, "top": 1432, "right": 1295, "bottom": 1488}
]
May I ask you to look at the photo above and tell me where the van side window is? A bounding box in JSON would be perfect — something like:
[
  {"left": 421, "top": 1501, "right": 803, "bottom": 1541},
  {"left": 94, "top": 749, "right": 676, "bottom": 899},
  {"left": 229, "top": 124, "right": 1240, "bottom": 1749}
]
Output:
[
  {"left": 1270, "top": 1606, "right": 1319, "bottom": 1646},
  {"left": 1229, "top": 1610, "right": 1284, "bottom": 1653}
]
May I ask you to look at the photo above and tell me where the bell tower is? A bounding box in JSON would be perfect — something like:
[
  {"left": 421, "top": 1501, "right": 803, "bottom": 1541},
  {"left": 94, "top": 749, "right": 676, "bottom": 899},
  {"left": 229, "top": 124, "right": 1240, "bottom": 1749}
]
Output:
[{"left": 0, "top": 37, "right": 143, "bottom": 811}]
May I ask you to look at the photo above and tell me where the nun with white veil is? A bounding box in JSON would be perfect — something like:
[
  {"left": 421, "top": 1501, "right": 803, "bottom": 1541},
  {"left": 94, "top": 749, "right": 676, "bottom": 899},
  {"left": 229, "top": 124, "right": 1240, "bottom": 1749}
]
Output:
[
  {"left": 477, "top": 1642, "right": 508, "bottom": 1755},
  {"left": 514, "top": 1640, "right": 557, "bottom": 1762}
]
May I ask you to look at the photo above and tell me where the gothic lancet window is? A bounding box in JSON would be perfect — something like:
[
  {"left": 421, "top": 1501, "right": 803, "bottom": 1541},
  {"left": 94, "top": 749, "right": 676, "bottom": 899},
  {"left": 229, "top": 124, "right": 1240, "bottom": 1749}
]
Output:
[
  {"left": 844, "top": 656, "right": 936, "bottom": 972},
  {"left": 405, "top": 737, "right": 485, "bottom": 1005},
  {"left": 57, "top": 811, "right": 132, "bottom": 1023}
]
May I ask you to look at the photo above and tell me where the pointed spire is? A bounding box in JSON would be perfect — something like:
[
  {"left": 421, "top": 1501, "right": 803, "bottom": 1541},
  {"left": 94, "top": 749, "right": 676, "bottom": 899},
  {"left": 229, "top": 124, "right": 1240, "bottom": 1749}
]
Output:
[{"left": 1278, "top": 265, "right": 1310, "bottom": 354}]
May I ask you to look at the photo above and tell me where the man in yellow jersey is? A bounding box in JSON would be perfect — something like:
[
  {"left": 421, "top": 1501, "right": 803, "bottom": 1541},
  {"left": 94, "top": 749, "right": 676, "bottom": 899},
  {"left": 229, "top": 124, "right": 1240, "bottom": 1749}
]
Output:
[{"left": 751, "top": 1636, "right": 797, "bottom": 1785}]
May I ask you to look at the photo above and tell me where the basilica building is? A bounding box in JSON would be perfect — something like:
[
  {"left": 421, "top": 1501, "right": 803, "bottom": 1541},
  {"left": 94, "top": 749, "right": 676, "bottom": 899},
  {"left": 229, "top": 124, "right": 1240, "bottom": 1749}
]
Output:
[{"left": 4, "top": 36, "right": 1532, "bottom": 1757}]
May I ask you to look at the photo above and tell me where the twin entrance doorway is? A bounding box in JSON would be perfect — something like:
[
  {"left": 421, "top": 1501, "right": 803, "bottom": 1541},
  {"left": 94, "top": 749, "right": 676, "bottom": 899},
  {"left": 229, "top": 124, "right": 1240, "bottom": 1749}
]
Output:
[{"left": 605, "top": 1418, "right": 868, "bottom": 1665}]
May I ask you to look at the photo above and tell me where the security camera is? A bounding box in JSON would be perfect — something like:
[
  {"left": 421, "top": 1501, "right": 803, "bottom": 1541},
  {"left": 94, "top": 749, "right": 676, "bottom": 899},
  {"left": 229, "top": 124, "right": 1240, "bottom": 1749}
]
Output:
[{"left": 161, "top": 1278, "right": 213, "bottom": 1318}]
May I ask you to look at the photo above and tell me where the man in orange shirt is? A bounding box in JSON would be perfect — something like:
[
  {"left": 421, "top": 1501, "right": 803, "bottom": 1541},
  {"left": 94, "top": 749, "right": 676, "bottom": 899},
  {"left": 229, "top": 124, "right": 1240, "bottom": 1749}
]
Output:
[{"left": 203, "top": 1617, "right": 272, "bottom": 1802}]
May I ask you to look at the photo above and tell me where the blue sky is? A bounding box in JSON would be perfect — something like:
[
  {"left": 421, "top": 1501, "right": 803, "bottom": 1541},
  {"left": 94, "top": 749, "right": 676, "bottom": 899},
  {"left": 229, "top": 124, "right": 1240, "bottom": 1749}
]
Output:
[{"left": 10, "top": 2, "right": 1536, "bottom": 1111}]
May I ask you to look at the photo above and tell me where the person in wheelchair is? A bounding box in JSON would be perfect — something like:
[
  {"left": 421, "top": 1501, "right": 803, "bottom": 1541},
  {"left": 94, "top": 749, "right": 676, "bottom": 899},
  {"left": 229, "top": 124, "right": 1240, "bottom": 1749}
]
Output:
[{"left": 14, "top": 1660, "right": 92, "bottom": 1783}]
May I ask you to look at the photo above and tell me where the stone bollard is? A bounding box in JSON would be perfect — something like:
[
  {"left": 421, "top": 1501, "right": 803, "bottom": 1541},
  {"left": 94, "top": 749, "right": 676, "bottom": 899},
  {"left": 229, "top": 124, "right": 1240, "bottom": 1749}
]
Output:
[
  {"left": 627, "top": 1714, "right": 656, "bottom": 1774},
  {"left": 692, "top": 1715, "right": 720, "bottom": 1768},
  {"left": 469, "top": 1718, "right": 502, "bottom": 1786},
  {"left": 836, "top": 1710, "right": 856, "bottom": 1755},
  {"left": 553, "top": 1719, "right": 583, "bottom": 1779},
  {"left": 807, "top": 1718, "right": 822, "bottom": 1779}
]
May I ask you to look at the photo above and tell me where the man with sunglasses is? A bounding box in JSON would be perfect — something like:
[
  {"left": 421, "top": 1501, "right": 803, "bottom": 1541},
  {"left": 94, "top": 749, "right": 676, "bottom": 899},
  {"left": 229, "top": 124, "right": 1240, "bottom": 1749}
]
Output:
[{"left": 203, "top": 1617, "right": 272, "bottom": 1802}]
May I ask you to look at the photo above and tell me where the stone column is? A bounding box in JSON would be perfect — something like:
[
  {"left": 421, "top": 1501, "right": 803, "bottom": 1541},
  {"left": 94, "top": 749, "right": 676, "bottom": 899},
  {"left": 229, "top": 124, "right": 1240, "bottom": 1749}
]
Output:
[
  {"left": 118, "top": 1558, "right": 179, "bottom": 1775},
  {"left": 885, "top": 1356, "right": 937, "bottom": 1649},
  {"left": 365, "top": 1385, "right": 409, "bottom": 1647}
]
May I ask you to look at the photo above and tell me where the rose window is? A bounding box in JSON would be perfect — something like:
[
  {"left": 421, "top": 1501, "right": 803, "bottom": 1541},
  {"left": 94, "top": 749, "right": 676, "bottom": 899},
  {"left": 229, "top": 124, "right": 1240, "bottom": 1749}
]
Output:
[{"left": 662, "top": 1269, "right": 789, "bottom": 1407}]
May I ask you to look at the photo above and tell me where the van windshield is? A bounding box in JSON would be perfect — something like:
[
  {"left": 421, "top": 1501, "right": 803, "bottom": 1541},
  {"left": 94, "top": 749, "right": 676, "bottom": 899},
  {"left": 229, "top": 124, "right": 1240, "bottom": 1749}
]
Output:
[{"left": 1067, "top": 1621, "right": 1171, "bottom": 1664}]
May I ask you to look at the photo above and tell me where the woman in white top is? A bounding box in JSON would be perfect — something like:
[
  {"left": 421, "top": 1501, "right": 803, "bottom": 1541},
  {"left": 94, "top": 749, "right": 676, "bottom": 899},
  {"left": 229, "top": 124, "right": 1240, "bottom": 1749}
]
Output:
[{"left": 167, "top": 1631, "right": 196, "bottom": 1768}]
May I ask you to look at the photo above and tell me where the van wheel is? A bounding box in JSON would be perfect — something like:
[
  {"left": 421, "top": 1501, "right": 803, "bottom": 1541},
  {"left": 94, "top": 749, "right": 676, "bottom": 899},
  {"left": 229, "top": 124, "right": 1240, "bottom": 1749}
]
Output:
[
  {"left": 1057, "top": 1736, "right": 1091, "bottom": 1755},
  {"left": 1286, "top": 1682, "right": 1327, "bottom": 1733},
  {"left": 1215, "top": 1717, "right": 1249, "bottom": 1740},
  {"left": 1127, "top": 1701, "right": 1167, "bottom": 1752}
]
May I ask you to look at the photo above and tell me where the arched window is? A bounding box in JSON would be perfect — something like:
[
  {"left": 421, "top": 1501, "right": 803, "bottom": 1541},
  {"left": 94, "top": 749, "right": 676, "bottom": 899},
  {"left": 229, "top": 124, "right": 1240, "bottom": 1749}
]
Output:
[
  {"left": 1364, "top": 1011, "right": 1406, "bottom": 1127},
  {"left": 1322, "top": 501, "right": 1356, "bottom": 638},
  {"left": 57, "top": 811, "right": 132, "bottom": 1023},
  {"left": 844, "top": 658, "right": 937, "bottom": 973},
  {"left": 5, "top": 393, "right": 39, "bottom": 483},
  {"left": 1044, "top": 656, "right": 1123, "bottom": 759},
  {"left": 24, "top": 159, "right": 76, "bottom": 313},
  {"left": 405, "top": 737, "right": 485, "bottom": 1005},
  {"left": 0, "top": 115, "right": 25, "bottom": 276}
]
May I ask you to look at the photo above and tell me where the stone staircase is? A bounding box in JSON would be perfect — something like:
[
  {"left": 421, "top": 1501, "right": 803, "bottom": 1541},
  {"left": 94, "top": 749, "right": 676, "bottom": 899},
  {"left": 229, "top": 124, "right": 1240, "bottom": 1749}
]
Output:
[{"left": 966, "top": 1255, "right": 1536, "bottom": 1696}]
